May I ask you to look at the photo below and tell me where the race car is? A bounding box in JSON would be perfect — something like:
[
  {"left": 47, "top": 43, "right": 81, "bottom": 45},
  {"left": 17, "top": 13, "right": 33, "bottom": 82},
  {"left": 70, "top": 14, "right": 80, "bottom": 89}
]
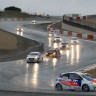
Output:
[
  {"left": 54, "top": 72, "right": 96, "bottom": 92},
  {"left": 70, "top": 37, "right": 78, "bottom": 45},
  {"left": 59, "top": 42, "right": 69, "bottom": 50},
  {"left": 46, "top": 48, "right": 60, "bottom": 58},
  {"left": 54, "top": 36, "right": 62, "bottom": 43},
  {"left": 16, "top": 27, "right": 23, "bottom": 32},
  {"left": 48, "top": 31, "right": 55, "bottom": 37},
  {"left": 31, "top": 20, "right": 37, "bottom": 24},
  {"left": 26, "top": 52, "right": 43, "bottom": 63}
]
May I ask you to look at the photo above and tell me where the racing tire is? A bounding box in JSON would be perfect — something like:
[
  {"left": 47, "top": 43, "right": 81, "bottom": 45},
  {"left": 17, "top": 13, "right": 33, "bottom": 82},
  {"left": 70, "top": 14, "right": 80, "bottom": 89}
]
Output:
[
  {"left": 27, "top": 61, "right": 29, "bottom": 63},
  {"left": 82, "top": 84, "right": 90, "bottom": 92},
  {"left": 55, "top": 83, "right": 63, "bottom": 91},
  {"left": 27, "top": 60, "right": 30, "bottom": 63},
  {"left": 42, "top": 57, "right": 43, "bottom": 61},
  {"left": 37, "top": 58, "right": 40, "bottom": 63}
]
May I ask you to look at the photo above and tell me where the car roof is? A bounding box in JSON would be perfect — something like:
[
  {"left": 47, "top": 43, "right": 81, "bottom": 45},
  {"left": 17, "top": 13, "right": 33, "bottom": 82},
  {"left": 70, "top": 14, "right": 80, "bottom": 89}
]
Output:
[
  {"left": 61, "top": 42, "right": 68, "bottom": 44},
  {"left": 55, "top": 36, "right": 61, "bottom": 38},
  {"left": 60, "top": 71, "right": 87, "bottom": 76},
  {"left": 48, "top": 49, "right": 56, "bottom": 51},
  {"left": 49, "top": 32, "right": 54, "bottom": 34},
  {"left": 30, "top": 52, "right": 40, "bottom": 54},
  {"left": 71, "top": 37, "right": 77, "bottom": 39}
]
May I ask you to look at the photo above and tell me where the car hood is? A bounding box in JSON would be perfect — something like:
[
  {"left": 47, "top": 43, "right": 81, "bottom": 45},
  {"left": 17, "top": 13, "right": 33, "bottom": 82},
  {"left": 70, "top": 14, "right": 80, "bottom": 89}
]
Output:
[
  {"left": 27, "top": 55, "right": 38, "bottom": 58},
  {"left": 47, "top": 51, "right": 55, "bottom": 54},
  {"left": 61, "top": 45, "right": 66, "bottom": 47},
  {"left": 71, "top": 40, "right": 77, "bottom": 41},
  {"left": 55, "top": 38, "right": 60, "bottom": 40}
]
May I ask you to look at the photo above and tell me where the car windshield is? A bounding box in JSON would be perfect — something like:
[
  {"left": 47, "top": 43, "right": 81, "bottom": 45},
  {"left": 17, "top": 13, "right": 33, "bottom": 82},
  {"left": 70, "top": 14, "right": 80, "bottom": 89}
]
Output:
[
  {"left": 48, "top": 50, "right": 55, "bottom": 53},
  {"left": 49, "top": 33, "right": 54, "bottom": 34},
  {"left": 71, "top": 37, "right": 77, "bottom": 40},
  {"left": 61, "top": 43, "right": 68, "bottom": 45},
  {"left": 81, "top": 74, "right": 94, "bottom": 81},
  {"left": 55, "top": 37, "right": 60, "bottom": 38},
  {"left": 29, "top": 52, "right": 39, "bottom": 55}
]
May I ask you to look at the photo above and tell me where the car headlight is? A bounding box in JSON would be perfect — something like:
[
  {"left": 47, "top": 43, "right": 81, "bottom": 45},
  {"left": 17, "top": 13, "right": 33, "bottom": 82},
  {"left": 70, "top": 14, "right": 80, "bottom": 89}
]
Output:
[
  {"left": 53, "top": 53, "right": 56, "bottom": 55},
  {"left": 66, "top": 45, "right": 69, "bottom": 48},
  {"left": 35, "top": 56, "right": 38, "bottom": 59},
  {"left": 21, "top": 28, "right": 23, "bottom": 31}
]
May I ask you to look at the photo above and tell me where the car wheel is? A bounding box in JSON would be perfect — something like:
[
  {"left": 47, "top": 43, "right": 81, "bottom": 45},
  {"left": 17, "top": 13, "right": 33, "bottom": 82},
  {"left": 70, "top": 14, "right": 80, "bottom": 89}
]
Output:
[
  {"left": 55, "top": 83, "right": 63, "bottom": 91},
  {"left": 82, "top": 84, "right": 90, "bottom": 92},
  {"left": 27, "top": 60, "right": 29, "bottom": 63},
  {"left": 37, "top": 58, "right": 40, "bottom": 63},
  {"left": 42, "top": 57, "right": 43, "bottom": 61}
]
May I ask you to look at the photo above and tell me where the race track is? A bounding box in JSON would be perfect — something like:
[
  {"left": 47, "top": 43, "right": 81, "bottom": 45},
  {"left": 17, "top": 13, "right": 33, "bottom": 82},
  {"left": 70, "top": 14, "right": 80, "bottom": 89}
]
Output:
[{"left": 0, "top": 21, "right": 96, "bottom": 96}]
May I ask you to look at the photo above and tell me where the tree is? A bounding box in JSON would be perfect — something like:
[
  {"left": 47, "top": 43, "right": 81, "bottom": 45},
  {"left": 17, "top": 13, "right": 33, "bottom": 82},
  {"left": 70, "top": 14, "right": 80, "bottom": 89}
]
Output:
[{"left": 4, "top": 6, "right": 22, "bottom": 12}]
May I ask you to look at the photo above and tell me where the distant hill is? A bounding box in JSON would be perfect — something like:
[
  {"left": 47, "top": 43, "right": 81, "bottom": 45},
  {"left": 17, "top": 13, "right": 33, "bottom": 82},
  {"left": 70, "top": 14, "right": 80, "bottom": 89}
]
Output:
[
  {"left": 0, "top": 11, "right": 51, "bottom": 19},
  {"left": 0, "top": 11, "right": 37, "bottom": 18}
]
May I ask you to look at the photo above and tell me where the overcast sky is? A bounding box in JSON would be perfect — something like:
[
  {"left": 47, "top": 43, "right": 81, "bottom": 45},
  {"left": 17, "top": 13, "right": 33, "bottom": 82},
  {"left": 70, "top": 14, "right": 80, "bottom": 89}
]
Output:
[{"left": 0, "top": 0, "right": 96, "bottom": 16}]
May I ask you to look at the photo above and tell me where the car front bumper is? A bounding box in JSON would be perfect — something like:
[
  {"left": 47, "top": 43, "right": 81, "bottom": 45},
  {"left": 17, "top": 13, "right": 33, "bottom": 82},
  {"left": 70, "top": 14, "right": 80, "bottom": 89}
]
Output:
[{"left": 27, "top": 58, "right": 38, "bottom": 62}]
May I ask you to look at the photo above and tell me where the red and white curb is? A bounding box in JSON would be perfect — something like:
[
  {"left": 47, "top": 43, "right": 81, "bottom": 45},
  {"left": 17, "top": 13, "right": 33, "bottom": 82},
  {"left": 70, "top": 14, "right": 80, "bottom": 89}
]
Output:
[{"left": 47, "top": 24, "right": 96, "bottom": 40}]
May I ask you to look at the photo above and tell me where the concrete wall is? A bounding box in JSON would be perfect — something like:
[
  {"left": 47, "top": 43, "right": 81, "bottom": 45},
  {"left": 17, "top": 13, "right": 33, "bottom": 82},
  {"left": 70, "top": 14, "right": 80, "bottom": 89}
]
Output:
[{"left": 62, "top": 23, "right": 96, "bottom": 35}]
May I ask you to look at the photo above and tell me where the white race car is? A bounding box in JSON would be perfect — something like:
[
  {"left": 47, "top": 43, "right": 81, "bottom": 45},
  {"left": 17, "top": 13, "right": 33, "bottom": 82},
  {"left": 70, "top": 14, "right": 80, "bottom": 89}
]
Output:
[
  {"left": 48, "top": 31, "right": 55, "bottom": 37},
  {"left": 16, "top": 27, "right": 23, "bottom": 32},
  {"left": 54, "top": 72, "right": 96, "bottom": 92},
  {"left": 54, "top": 36, "right": 62, "bottom": 43},
  {"left": 31, "top": 20, "right": 37, "bottom": 24},
  {"left": 70, "top": 37, "right": 78, "bottom": 45},
  {"left": 59, "top": 42, "right": 69, "bottom": 50},
  {"left": 26, "top": 52, "right": 43, "bottom": 63}
]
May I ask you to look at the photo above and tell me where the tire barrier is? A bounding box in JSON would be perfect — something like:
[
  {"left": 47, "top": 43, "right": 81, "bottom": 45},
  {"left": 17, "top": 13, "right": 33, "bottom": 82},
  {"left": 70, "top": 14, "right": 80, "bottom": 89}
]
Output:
[
  {"left": 77, "top": 33, "right": 82, "bottom": 38},
  {"left": 47, "top": 26, "right": 96, "bottom": 40}
]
